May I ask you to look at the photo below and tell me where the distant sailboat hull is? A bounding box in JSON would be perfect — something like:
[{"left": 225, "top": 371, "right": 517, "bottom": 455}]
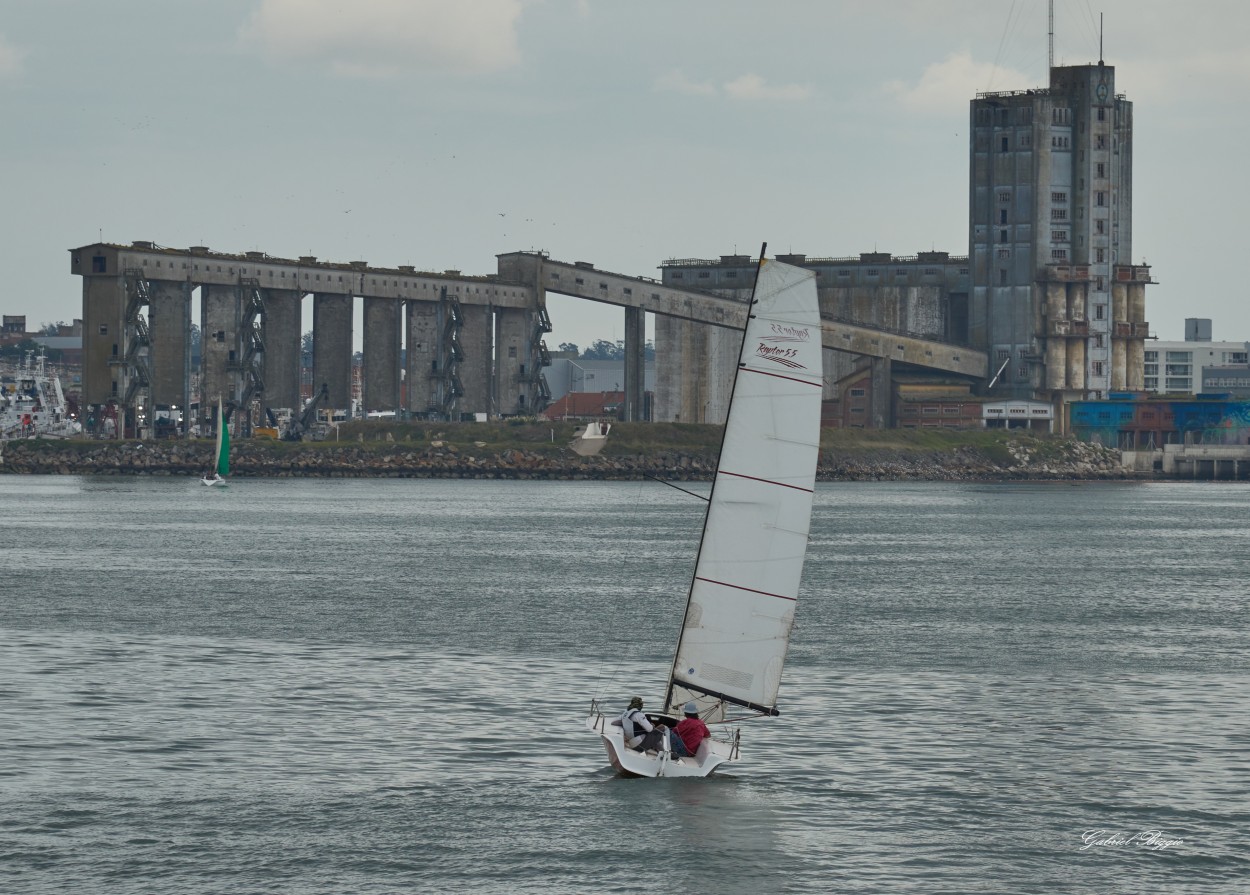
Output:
[{"left": 200, "top": 398, "right": 230, "bottom": 486}]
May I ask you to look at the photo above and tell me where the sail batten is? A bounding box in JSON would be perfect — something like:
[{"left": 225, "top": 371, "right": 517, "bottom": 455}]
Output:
[{"left": 666, "top": 258, "right": 823, "bottom": 720}]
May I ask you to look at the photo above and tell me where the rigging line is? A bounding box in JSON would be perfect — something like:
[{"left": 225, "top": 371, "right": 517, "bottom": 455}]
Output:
[
  {"left": 989, "top": 0, "right": 1020, "bottom": 91},
  {"left": 642, "top": 472, "right": 709, "bottom": 502},
  {"left": 1077, "top": 0, "right": 1100, "bottom": 59}
]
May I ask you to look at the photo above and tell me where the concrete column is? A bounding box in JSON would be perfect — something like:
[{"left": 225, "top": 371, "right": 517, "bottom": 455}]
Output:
[
  {"left": 1067, "top": 338, "right": 1086, "bottom": 392},
  {"left": 1046, "top": 337, "right": 1067, "bottom": 390},
  {"left": 362, "top": 297, "right": 401, "bottom": 412},
  {"left": 312, "top": 293, "right": 353, "bottom": 412},
  {"left": 1127, "top": 282, "right": 1146, "bottom": 324},
  {"left": 870, "top": 356, "right": 893, "bottom": 429},
  {"left": 81, "top": 274, "right": 125, "bottom": 407},
  {"left": 1111, "top": 282, "right": 1128, "bottom": 325},
  {"left": 1046, "top": 283, "right": 1066, "bottom": 321},
  {"left": 1127, "top": 338, "right": 1145, "bottom": 391},
  {"left": 1069, "top": 282, "right": 1088, "bottom": 322},
  {"left": 148, "top": 280, "right": 190, "bottom": 412},
  {"left": 706, "top": 325, "right": 739, "bottom": 424},
  {"left": 654, "top": 315, "right": 683, "bottom": 423},
  {"left": 459, "top": 305, "right": 492, "bottom": 416},
  {"left": 1127, "top": 282, "right": 1147, "bottom": 391},
  {"left": 262, "top": 289, "right": 303, "bottom": 414},
  {"left": 405, "top": 299, "right": 439, "bottom": 415},
  {"left": 1111, "top": 340, "right": 1128, "bottom": 391},
  {"left": 494, "top": 308, "right": 529, "bottom": 415},
  {"left": 201, "top": 283, "right": 241, "bottom": 411},
  {"left": 623, "top": 305, "right": 646, "bottom": 421},
  {"left": 684, "top": 321, "right": 709, "bottom": 423}
]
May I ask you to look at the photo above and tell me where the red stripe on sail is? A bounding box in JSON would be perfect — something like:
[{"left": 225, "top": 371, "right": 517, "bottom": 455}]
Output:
[
  {"left": 719, "top": 470, "right": 815, "bottom": 493},
  {"left": 695, "top": 576, "right": 797, "bottom": 602},
  {"left": 741, "top": 367, "right": 823, "bottom": 388}
]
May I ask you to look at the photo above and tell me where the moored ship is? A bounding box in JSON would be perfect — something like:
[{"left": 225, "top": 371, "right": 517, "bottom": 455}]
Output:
[{"left": 0, "top": 350, "right": 81, "bottom": 440}]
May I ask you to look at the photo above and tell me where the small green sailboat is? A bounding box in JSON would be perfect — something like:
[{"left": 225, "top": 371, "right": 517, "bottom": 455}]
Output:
[{"left": 201, "top": 398, "right": 230, "bottom": 486}]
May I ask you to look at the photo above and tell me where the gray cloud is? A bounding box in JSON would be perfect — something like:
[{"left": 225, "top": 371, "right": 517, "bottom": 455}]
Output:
[{"left": 237, "top": 0, "right": 524, "bottom": 77}]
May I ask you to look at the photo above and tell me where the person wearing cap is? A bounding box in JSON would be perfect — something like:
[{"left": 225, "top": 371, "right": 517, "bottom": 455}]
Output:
[
  {"left": 617, "top": 696, "right": 654, "bottom": 750},
  {"left": 673, "top": 701, "right": 710, "bottom": 757}
]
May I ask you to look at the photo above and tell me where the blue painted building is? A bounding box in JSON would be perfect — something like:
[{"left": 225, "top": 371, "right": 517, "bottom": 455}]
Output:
[{"left": 1069, "top": 393, "right": 1250, "bottom": 450}]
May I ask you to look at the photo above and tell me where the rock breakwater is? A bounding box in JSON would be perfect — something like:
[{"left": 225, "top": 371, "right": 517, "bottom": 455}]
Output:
[{"left": 0, "top": 435, "right": 1137, "bottom": 481}]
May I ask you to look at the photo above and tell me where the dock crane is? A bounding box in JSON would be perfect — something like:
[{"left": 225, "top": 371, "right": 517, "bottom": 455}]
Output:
[{"left": 281, "top": 383, "right": 329, "bottom": 441}]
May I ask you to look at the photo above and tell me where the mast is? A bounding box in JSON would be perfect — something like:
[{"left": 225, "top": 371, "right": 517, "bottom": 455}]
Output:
[
  {"left": 663, "top": 242, "right": 768, "bottom": 713},
  {"left": 1048, "top": 0, "right": 1054, "bottom": 69}
]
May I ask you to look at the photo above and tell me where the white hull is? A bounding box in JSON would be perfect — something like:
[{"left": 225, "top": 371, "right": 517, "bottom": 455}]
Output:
[
  {"left": 200, "top": 475, "right": 225, "bottom": 487},
  {"left": 585, "top": 706, "right": 736, "bottom": 778},
  {"left": 0, "top": 352, "right": 80, "bottom": 442}
]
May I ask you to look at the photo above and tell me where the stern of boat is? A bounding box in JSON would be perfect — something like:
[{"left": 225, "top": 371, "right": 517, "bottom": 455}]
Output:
[{"left": 586, "top": 699, "right": 738, "bottom": 778}]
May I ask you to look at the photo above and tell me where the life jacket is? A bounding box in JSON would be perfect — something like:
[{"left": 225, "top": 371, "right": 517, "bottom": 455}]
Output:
[{"left": 619, "top": 708, "right": 647, "bottom": 743}]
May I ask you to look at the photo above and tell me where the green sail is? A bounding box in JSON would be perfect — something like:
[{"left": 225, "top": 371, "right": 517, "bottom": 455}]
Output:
[{"left": 217, "top": 409, "right": 230, "bottom": 477}]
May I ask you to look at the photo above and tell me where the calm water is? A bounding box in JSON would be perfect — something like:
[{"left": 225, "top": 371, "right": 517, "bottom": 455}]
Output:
[{"left": 1, "top": 476, "right": 1247, "bottom": 894}]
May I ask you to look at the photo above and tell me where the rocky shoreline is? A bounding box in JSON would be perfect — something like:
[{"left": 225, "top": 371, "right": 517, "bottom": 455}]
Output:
[{"left": 0, "top": 436, "right": 1139, "bottom": 481}]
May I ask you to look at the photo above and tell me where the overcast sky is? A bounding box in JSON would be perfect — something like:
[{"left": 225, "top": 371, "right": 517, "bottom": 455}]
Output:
[{"left": 2, "top": 0, "right": 1247, "bottom": 350}]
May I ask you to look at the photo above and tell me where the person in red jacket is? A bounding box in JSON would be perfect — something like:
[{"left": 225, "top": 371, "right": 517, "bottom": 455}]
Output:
[{"left": 673, "top": 701, "right": 710, "bottom": 756}]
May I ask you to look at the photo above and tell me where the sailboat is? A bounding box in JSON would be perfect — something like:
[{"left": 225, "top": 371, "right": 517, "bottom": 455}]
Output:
[
  {"left": 586, "top": 248, "right": 824, "bottom": 778},
  {"left": 200, "top": 398, "right": 230, "bottom": 486}
]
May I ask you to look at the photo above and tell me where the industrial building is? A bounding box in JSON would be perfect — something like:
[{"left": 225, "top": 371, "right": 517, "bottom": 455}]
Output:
[
  {"left": 970, "top": 61, "right": 1151, "bottom": 402},
  {"left": 653, "top": 60, "right": 1153, "bottom": 428},
  {"left": 67, "top": 59, "right": 1156, "bottom": 437}
]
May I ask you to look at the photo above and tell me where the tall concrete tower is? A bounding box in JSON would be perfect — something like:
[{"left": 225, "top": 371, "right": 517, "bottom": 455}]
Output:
[{"left": 970, "top": 62, "right": 1151, "bottom": 405}]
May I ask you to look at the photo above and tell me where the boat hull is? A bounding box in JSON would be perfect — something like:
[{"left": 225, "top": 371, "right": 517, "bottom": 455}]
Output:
[{"left": 585, "top": 713, "right": 734, "bottom": 779}]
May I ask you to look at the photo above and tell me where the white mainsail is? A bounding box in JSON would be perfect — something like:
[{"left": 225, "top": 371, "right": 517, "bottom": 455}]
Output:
[{"left": 666, "top": 259, "right": 823, "bottom": 720}]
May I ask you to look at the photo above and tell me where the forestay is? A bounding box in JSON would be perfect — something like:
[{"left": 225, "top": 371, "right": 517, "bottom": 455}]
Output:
[{"left": 666, "top": 259, "right": 823, "bottom": 720}]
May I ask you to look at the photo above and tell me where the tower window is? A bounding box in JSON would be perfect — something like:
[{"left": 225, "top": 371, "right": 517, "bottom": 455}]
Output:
[
  {"left": 999, "top": 210, "right": 1008, "bottom": 224},
  {"left": 1001, "top": 136, "right": 1009, "bottom": 152}
]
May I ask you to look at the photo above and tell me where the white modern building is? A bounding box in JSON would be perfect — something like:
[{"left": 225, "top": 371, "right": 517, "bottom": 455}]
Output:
[{"left": 1143, "top": 342, "right": 1249, "bottom": 394}]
